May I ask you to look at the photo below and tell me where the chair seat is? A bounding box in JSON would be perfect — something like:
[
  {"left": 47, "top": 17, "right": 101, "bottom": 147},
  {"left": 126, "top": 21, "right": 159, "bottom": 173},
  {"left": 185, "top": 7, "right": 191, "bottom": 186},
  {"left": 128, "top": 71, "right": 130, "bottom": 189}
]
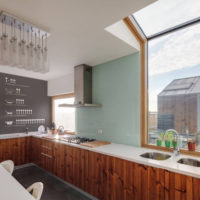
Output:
[
  {"left": 1, "top": 160, "right": 14, "bottom": 174},
  {"left": 27, "top": 182, "right": 44, "bottom": 200}
]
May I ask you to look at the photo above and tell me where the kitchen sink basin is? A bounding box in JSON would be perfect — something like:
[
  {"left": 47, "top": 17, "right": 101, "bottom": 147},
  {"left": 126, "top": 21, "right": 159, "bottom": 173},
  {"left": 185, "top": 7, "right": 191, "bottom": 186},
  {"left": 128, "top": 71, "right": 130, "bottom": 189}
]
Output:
[
  {"left": 140, "top": 152, "right": 171, "bottom": 160},
  {"left": 177, "top": 158, "right": 200, "bottom": 167}
]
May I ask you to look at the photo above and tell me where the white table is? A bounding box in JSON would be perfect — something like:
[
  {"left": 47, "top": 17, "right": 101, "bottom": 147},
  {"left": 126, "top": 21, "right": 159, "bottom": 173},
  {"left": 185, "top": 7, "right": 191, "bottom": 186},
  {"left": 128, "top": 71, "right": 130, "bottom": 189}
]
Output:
[{"left": 0, "top": 164, "right": 35, "bottom": 200}]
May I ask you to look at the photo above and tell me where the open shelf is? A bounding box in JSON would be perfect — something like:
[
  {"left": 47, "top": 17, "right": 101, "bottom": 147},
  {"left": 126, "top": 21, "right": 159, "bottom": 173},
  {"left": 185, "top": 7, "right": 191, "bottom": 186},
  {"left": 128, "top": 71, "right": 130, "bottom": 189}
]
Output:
[
  {"left": 5, "top": 93, "right": 27, "bottom": 97},
  {"left": 5, "top": 115, "right": 29, "bottom": 117},
  {"left": 5, "top": 124, "right": 27, "bottom": 128},
  {"left": 5, "top": 104, "right": 28, "bottom": 107},
  {"left": 5, "top": 82, "right": 30, "bottom": 88}
]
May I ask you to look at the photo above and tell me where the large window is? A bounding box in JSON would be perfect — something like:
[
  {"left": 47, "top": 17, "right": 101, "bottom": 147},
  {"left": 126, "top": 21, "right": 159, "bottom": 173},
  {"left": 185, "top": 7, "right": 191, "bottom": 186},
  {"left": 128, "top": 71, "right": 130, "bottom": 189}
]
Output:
[
  {"left": 52, "top": 94, "right": 75, "bottom": 132},
  {"left": 134, "top": 0, "right": 200, "bottom": 37},
  {"left": 133, "top": 0, "right": 200, "bottom": 151}
]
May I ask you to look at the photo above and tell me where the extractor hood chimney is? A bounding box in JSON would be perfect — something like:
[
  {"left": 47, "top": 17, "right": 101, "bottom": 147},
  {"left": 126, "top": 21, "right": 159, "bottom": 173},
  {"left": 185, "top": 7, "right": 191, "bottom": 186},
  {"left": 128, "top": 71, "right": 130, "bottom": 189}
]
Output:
[{"left": 59, "top": 64, "right": 101, "bottom": 108}]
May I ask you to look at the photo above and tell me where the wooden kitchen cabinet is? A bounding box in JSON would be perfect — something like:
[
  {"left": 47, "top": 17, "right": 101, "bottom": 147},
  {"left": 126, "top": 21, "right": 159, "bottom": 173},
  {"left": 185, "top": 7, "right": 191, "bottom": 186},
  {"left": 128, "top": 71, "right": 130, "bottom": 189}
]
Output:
[
  {"left": 30, "top": 136, "right": 41, "bottom": 166},
  {"left": 45, "top": 139, "right": 200, "bottom": 200},
  {"left": 30, "top": 137, "right": 54, "bottom": 173},
  {"left": 40, "top": 139, "right": 54, "bottom": 173},
  {"left": 2, "top": 136, "right": 200, "bottom": 200},
  {"left": 64, "top": 145, "right": 74, "bottom": 183},
  {"left": 63, "top": 145, "right": 89, "bottom": 190},
  {"left": 0, "top": 137, "right": 29, "bottom": 165},
  {"left": 53, "top": 142, "right": 65, "bottom": 179},
  {"left": 80, "top": 149, "right": 200, "bottom": 200},
  {"left": 164, "top": 171, "right": 200, "bottom": 200}
]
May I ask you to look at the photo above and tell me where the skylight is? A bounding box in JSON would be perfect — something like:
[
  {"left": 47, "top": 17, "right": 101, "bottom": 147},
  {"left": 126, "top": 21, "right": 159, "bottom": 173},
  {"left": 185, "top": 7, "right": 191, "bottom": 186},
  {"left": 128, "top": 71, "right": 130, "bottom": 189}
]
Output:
[{"left": 133, "top": 0, "right": 200, "bottom": 37}]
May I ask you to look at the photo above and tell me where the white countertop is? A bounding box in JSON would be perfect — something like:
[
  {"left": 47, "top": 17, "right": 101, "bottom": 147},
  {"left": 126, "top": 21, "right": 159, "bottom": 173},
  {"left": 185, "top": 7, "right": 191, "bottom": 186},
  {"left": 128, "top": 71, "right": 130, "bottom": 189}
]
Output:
[
  {"left": 0, "top": 131, "right": 47, "bottom": 139},
  {"left": 1, "top": 132, "right": 200, "bottom": 179},
  {"left": 0, "top": 164, "right": 34, "bottom": 200}
]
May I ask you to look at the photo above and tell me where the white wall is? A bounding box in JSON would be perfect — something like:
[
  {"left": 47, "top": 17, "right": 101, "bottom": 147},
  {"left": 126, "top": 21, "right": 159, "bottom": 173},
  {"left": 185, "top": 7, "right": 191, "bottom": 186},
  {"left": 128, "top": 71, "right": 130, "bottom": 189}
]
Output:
[
  {"left": 48, "top": 73, "right": 74, "bottom": 96},
  {"left": 105, "top": 20, "right": 140, "bottom": 51}
]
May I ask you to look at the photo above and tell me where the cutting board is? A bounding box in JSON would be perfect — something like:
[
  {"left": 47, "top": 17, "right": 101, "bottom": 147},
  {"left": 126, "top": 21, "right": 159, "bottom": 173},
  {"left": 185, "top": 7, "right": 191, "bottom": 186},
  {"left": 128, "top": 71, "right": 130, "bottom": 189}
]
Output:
[{"left": 80, "top": 140, "right": 110, "bottom": 148}]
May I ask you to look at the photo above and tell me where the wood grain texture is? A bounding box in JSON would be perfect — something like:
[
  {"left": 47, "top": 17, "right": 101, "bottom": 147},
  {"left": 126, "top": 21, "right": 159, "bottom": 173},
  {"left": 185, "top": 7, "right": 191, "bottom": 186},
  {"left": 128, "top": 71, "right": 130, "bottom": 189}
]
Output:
[
  {"left": 53, "top": 142, "right": 65, "bottom": 179},
  {"left": 0, "top": 137, "right": 30, "bottom": 165},
  {"left": 1, "top": 137, "right": 200, "bottom": 200},
  {"left": 30, "top": 136, "right": 41, "bottom": 166},
  {"left": 123, "top": 17, "right": 147, "bottom": 147},
  {"left": 40, "top": 139, "right": 54, "bottom": 173}
]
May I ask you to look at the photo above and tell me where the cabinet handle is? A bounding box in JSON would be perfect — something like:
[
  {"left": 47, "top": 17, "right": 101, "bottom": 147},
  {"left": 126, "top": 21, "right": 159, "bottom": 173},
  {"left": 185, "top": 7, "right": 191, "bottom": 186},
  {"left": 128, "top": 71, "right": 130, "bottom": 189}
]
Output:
[
  {"left": 40, "top": 145, "right": 52, "bottom": 150},
  {"left": 41, "top": 152, "right": 53, "bottom": 159}
]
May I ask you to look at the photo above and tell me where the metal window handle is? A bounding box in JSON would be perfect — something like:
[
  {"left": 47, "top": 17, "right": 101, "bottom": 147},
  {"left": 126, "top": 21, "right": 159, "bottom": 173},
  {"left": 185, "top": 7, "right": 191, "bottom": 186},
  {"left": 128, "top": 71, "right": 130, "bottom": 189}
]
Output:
[{"left": 41, "top": 152, "right": 52, "bottom": 159}]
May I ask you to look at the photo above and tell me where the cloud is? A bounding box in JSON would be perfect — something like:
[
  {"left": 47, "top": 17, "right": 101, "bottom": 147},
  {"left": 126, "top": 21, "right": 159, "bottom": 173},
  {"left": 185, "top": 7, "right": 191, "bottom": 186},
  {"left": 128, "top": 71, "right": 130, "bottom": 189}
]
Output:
[{"left": 149, "top": 24, "right": 200, "bottom": 76}]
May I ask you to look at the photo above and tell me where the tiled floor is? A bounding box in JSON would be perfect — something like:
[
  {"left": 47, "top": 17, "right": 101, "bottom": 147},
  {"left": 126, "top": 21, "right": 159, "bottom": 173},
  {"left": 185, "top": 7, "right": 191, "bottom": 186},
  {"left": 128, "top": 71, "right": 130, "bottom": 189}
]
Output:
[{"left": 13, "top": 165, "right": 94, "bottom": 200}]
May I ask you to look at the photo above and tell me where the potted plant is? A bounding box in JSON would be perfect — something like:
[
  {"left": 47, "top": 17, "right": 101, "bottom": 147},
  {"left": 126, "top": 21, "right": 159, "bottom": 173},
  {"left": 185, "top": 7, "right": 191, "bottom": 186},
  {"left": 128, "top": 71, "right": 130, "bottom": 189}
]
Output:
[
  {"left": 156, "top": 133, "right": 164, "bottom": 146},
  {"left": 164, "top": 131, "right": 174, "bottom": 148}
]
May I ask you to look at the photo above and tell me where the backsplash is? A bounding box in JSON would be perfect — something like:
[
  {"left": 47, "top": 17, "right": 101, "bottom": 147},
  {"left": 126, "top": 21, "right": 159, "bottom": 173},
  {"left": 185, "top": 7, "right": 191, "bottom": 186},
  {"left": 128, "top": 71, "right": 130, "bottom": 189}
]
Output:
[
  {"left": 0, "top": 73, "right": 51, "bottom": 134},
  {"left": 75, "top": 53, "right": 141, "bottom": 146}
]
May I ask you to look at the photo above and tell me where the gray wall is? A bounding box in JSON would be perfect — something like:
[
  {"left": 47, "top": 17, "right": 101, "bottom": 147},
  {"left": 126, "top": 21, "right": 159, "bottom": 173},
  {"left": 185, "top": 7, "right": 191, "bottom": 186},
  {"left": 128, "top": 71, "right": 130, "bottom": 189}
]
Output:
[{"left": 0, "top": 73, "right": 51, "bottom": 134}]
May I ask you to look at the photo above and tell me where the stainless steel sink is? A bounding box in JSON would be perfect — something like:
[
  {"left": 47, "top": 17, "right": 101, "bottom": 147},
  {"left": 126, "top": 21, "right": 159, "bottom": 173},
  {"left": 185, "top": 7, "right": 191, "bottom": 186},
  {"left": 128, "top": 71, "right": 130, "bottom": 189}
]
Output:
[
  {"left": 140, "top": 152, "right": 171, "bottom": 160},
  {"left": 177, "top": 158, "right": 200, "bottom": 167}
]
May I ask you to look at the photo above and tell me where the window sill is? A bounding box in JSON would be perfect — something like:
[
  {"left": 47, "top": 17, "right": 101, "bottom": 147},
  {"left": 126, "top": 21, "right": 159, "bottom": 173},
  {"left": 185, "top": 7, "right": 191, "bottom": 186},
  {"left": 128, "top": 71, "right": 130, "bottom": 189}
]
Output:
[{"left": 64, "top": 131, "right": 75, "bottom": 135}]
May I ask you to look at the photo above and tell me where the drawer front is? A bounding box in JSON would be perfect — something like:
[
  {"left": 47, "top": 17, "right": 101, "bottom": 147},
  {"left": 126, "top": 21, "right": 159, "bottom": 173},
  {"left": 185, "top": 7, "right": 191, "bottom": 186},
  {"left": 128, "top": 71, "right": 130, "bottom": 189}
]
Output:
[{"left": 40, "top": 139, "right": 54, "bottom": 156}]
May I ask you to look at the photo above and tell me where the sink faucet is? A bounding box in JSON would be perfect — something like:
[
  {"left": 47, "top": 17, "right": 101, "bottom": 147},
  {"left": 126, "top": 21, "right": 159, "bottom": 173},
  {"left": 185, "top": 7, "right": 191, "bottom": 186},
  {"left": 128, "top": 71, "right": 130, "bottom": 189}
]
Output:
[{"left": 164, "top": 129, "right": 180, "bottom": 156}]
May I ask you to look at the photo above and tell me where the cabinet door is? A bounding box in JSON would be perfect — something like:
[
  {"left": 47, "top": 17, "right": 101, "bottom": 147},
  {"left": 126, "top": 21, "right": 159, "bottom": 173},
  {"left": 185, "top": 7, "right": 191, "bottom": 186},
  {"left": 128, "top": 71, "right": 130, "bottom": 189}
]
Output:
[
  {"left": 64, "top": 145, "right": 73, "bottom": 184},
  {"left": 164, "top": 171, "right": 200, "bottom": 200},
  {"left": 13, "top": 137, "right": 27, "bottom": 165},
  {"left": 87, "top": 151, "right": 104, "bottom": 199},
  {"left": 64, "top": 145, "right": 88, "bottom": 189},
  {"left": 0, "top": 139, "right": 8, "bottom": 162},
  {"left": 72, "top": 147, "right": 88, "bottom": 189},
  {"left": 0, "top": 137, "right": 28, "bottom": 165},
  {"left": 53, "top": 142, "right": 65, "bottom": 179},
  {"left": 30, "top": 137, "right": 41, "bottom": 166}
]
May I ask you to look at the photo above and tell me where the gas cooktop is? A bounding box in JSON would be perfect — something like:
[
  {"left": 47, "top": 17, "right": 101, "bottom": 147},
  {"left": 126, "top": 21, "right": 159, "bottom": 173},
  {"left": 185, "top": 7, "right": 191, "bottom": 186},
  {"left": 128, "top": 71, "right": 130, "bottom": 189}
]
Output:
[{"left": 59, "top": 136, "right": 95, "bottom": 144}]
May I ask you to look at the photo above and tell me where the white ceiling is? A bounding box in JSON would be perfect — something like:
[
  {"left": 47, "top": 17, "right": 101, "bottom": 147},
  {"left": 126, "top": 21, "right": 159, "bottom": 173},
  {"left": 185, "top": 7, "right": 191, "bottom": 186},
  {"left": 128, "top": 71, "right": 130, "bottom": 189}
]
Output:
[{"left": 0, "top": 0, "right": 155, "bottom": 80}]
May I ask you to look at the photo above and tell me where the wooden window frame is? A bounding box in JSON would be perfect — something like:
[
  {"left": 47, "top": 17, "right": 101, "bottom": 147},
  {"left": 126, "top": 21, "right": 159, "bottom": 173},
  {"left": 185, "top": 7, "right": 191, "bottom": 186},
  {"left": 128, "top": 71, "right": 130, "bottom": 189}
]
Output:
[
  {"left": 123, "top": 17, "right": 200, "bottom": 157},
  {"left": 51, "top": 93, "right": 75, "bottom": 135}
]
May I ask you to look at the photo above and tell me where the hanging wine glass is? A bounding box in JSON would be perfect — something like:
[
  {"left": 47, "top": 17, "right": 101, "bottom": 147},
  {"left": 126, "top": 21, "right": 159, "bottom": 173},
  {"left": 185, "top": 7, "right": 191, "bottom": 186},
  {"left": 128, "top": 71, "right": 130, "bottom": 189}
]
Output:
[
  {"left": 18, "top": 23, "right": 26, "bottom": 68},
  {"left": 42, "top": 33, "right": 49, "bottom": 73},
  {"left": 9, "top": 19, "right": 18, "bottom": 66},
  {"left": 27, "top": 27, "right": 34, "bottom": 70},
  {"left": 25, "top": 27, "right": 31, "bottom": 70},
  {"left": 40, "top": 34, "right": 44, "bottom": 72},
  {"left": 1, "top": 17, "right": 9, "bottom": 65},
  {"left": 33, "top": 32, "right": 38, "bottom": 71},
  {"left": 33, "top": 30, "right": 41, "bottom": 72},
  {"left": 0, "top": 19, "right": 3, "bottom": 64}
]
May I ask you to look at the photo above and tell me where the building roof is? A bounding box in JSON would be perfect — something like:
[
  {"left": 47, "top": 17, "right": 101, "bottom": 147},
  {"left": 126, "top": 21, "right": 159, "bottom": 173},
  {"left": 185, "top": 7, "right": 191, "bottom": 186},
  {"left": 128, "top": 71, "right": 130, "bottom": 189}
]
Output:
[{"left": 158, "top": 76, "right": 200, "bottom": 96}]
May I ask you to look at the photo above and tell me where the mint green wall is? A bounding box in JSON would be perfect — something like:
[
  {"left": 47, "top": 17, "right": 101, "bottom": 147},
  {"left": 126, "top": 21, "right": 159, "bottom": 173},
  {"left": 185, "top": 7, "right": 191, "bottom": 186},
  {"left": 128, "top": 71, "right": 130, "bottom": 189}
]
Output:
[{"left": 75, "top": 52, "right": 140, "bottom": 146}]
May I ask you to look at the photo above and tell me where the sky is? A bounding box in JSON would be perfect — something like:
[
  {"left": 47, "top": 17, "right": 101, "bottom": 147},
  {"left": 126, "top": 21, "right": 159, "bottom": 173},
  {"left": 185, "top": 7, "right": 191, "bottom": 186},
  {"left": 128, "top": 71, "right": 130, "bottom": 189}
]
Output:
[{"left": 134, "top": 0, "right": 200, "bottom": 112}]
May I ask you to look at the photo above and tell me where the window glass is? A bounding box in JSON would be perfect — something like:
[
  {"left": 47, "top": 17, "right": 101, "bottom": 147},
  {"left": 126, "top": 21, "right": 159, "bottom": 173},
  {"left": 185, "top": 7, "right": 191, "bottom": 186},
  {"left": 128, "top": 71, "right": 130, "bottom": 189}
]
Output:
[
  {"left": 148, "top": 22, "right": 200, "bottom": 150},
  {"left": 134, "top": 0, "right": 200, "bottom": 37},
  {"left": 54, "top": 97, "right": 75, "bottom": 131}
]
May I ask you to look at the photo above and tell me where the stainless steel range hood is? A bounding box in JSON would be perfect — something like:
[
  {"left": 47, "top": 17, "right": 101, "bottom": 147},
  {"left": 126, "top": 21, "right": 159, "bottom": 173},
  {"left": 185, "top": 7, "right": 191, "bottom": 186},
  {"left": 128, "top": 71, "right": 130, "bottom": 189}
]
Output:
[{"left": 59, "top": 64, "right": 101, "bottom": 108}]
